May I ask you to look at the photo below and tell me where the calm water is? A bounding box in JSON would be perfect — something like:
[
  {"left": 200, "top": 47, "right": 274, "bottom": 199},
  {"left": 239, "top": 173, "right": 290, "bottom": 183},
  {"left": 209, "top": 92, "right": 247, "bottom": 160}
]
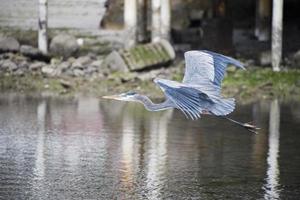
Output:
[{"left": 0, "top": 94, "right": 299, "bottom": 200}]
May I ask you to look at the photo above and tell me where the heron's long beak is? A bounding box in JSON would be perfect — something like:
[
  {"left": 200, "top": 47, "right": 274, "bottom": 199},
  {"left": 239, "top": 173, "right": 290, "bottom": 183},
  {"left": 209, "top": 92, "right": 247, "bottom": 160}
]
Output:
[{"left": 102, "top": 95, "right": 123, "bottom": 100}]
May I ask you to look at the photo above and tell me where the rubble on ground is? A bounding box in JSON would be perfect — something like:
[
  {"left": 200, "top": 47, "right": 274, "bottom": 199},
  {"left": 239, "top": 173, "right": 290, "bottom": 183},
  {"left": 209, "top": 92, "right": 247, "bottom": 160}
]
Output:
[{"left": 103, "top": 39, "right": 175, "bottom": 72}]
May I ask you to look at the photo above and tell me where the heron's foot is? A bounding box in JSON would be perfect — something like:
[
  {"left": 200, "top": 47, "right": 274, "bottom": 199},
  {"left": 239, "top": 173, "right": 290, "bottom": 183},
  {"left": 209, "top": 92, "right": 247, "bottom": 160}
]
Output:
[{"left": 243, "top": 122, "right": 260, "bottom": 134}]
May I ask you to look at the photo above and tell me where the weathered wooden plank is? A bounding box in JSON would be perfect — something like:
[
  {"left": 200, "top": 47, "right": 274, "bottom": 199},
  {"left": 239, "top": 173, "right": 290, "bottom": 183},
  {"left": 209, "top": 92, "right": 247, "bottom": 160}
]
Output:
[{"left": 104, "top": 40, "right": 175, "bottom": 72}]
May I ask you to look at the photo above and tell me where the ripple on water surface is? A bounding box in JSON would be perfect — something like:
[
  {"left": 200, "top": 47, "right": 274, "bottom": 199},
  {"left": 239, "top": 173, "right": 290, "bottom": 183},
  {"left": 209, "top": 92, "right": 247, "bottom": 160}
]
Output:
[{"left": 0, "top": 94, "right": 300, "bottom": 199}]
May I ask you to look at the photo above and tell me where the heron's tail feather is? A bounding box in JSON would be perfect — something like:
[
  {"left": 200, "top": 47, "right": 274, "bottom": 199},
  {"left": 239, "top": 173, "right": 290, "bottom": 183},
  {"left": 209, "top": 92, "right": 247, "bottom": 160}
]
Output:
[{"left": 210, "top": 98, "right": 235, "bottom": 116}]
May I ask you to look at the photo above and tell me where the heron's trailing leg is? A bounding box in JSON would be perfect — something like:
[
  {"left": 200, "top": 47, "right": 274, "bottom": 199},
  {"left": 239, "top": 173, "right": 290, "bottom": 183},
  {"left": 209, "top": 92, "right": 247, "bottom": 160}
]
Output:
[{"left": 221, "top": 116, "right": 260, "bottom": 134}]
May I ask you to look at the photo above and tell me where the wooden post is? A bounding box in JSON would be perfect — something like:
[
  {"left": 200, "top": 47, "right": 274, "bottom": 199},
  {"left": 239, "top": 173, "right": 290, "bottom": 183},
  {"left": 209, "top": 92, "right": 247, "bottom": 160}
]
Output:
[
  {"left": 124, "top": 0, "right": 138, "bottom": 47},
  {"left": 214, "top": 0, "right": 227, "bottom": 18},
  {"left": 137, "top": 0, "right": 149, "bottom": 43},
  {"left": 38, "top": 0, "right": 48, "bottom": 54},
  {"left": 255, "top": 0, "right": 271, "bottom": 41},
  {"left": 151, "top": 0, "right": 161, "bottom": 42},
  {"left": 271, "top": 0, "right": 283, "bottom": 71},
  {"left": 160, "top": 0, "right": 171, "bottom": 41}
]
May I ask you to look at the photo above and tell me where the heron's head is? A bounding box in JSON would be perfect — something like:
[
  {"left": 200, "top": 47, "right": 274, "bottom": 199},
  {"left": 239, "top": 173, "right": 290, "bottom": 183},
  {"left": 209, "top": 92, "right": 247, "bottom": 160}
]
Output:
[{"left": 102, "top": 91, "right": 139, "bottom": 102}]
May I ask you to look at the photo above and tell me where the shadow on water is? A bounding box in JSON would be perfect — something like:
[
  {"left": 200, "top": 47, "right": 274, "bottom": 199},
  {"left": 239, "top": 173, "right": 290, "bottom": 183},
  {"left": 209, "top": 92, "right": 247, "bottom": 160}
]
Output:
[{"left": 0, "top": 94, "right": 299, "bottom": 199}]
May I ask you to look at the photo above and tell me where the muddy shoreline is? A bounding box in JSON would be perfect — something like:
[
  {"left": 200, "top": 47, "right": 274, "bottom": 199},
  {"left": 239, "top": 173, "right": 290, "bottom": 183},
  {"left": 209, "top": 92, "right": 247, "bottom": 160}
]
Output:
[{"left": 1, "top": 67, "right": 299, "bottom": 104}]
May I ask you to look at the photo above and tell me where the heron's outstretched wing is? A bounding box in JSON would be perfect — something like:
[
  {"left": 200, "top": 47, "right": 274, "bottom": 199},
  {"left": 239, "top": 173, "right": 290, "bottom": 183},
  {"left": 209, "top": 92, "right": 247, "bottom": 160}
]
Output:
[
  {"left": 154, "top": 78, "right": 235, "bottom": 119},
  {"left": 154, "top": 79, "right": 211, "bottom": 119},
  {"left": 183, "top": 50, "right": 244, "bottom": 87}
]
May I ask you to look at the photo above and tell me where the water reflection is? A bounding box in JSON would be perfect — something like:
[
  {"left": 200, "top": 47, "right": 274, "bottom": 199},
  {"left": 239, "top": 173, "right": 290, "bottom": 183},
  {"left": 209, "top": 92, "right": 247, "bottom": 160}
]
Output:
[
  {"left": 115, "top": 102, "right": 173, "bottom": 199},
  {"left": 34, "top": 100, "right": 46, "bottom": 179},
  {"left": 264, "top": 99, "right": 281, "bottom": 199},
  {"left": 146, "top": 110, "right": 172, "bottom": 199},
  {"left": 251, "top": 101, "right": 268, "bottom": 175},
  {"left": 120, "top": 111, "right": 135, "bottom": 191},
  {"left": 0, "top": 95, "right": 299, "bottom": 199}
]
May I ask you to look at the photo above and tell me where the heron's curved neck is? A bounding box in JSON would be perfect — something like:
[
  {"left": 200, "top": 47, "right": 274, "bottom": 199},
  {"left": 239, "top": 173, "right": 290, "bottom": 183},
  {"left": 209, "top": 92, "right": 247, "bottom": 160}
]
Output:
[{"left": 136, "top": 95, "right": 172, "bottom": 111}]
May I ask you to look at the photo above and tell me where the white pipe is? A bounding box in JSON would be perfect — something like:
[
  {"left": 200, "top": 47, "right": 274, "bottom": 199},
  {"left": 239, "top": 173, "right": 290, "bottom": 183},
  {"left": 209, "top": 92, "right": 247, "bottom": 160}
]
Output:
[
  {"left": 38, "top": 0, "right": 48, "bottom": 54},
  {"left": 271, "top": 0, "right": 283, "bottom": 71},
  {"left": 151, "top": 0, "right": 161, "bottom": 42},
  {"left": 160, "top": 0, "right": 171, "bottom": 41},
  {"left": 124, "top": 0, "right": 138, "bottom": 47}
]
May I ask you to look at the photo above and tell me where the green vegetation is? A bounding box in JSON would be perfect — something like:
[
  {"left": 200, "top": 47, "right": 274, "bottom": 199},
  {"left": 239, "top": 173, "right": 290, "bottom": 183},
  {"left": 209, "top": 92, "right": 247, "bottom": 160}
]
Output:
[
  {"left": 222, "top": 68, "right": 300, "bottom": 102},
  {"left": 0, "top": 74, "right": 67, "bottom": 94},
  {"left": 0, "top": 68, "right": 299, "bottom": 102}
]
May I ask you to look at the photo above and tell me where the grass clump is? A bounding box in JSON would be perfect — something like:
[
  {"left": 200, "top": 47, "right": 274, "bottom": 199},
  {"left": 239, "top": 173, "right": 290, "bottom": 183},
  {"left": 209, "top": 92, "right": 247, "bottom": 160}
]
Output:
[{"left": 222, "top": 68, "right": 300, "bottom": 101}]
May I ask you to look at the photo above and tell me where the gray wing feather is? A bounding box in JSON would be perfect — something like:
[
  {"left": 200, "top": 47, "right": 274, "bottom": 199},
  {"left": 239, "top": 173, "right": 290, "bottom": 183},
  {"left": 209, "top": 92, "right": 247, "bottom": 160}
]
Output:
[
  {"left": 202, "top": 50, "right": 244, "bottom": 86},
  {"left": 154, "top": 78, "right": 215, "bottom": 120},
  {"left": 183, "top": 51, "right": 214, "bottom": 85},
  {"left": 183, "top": 50, "right": 244, "bottom": 87},
  {"left": 154, "top": 78, "right": 235, "bottom": 119}
]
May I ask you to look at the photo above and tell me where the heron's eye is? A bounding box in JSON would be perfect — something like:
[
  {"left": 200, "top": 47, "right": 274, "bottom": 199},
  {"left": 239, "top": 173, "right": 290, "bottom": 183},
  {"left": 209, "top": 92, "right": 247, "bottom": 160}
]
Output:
[{"left": 126, "top": 91, "right": 137, "bottom": 96}]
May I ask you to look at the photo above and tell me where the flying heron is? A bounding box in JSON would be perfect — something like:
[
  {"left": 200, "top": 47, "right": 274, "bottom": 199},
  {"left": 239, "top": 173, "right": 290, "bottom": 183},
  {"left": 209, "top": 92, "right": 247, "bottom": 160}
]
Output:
[{"left": 103, "top": 50, "right": 259, "bottom": 133}]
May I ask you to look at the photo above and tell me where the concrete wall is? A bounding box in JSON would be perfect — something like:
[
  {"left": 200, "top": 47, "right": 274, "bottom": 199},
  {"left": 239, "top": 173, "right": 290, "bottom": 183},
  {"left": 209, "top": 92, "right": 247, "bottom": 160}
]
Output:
[{"left": 0, "top": 0, "right": 106, "bottom": 30}]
